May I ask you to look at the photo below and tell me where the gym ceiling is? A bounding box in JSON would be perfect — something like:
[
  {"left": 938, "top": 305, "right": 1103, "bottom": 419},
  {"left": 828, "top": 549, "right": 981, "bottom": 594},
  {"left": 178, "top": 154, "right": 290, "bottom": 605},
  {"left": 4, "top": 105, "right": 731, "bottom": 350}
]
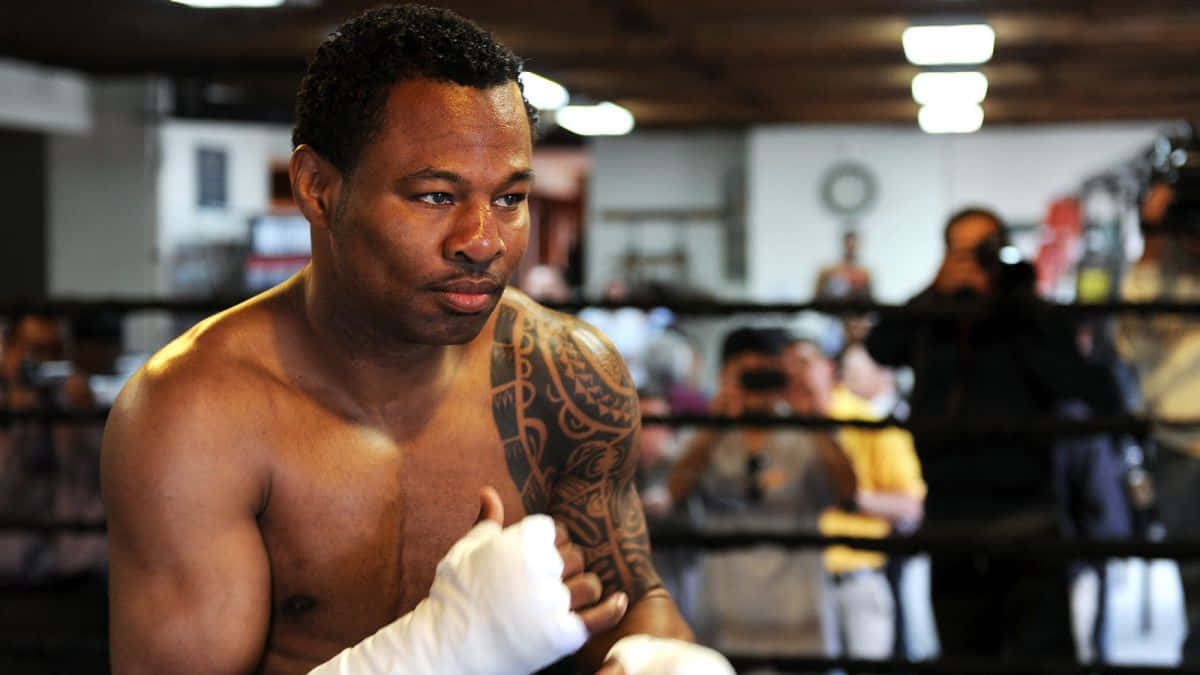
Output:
[{"left": 3, "top": 0, "right": 1199, "bottom": 127}]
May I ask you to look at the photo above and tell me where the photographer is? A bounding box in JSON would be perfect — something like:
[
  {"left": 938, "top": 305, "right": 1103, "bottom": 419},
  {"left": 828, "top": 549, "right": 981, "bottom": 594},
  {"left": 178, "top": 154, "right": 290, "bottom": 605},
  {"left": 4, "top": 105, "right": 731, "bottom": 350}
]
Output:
[
  {"left": 667, "top": 326, "right": 856, "bottom": 658},
  {"left": 1118, "top": 135, "right": 1200, "bottom": 661},
  {"left": 866, "top": 208, "right": 1124, "bottom": 662}
]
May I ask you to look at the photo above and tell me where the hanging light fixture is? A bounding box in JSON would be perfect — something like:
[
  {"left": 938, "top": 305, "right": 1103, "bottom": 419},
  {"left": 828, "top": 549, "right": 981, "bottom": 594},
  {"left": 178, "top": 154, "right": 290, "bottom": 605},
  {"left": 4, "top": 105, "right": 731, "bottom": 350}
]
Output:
[
  {"left": 555, "top": 102, "right": 635, "bottom": 136},
  {"left": 902, "top": 24, "right": 995, "bottom": 66}
]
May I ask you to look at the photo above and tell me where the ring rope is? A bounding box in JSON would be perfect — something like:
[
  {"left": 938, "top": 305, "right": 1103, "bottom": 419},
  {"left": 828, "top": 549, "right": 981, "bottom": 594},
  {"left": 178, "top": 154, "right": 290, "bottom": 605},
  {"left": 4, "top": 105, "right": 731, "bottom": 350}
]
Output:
[
  {"left": 7, "top": 517, "right": 1200, "bottom": 562},
  {"left": 4, "top": 408, "right": 1195, "bottom": 441}
]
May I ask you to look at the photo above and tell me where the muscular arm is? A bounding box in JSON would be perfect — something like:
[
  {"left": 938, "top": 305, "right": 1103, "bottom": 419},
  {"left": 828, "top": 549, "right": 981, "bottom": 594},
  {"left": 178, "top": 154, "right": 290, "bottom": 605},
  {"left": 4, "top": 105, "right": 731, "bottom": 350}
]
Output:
[
  {"left": 553, "top": 417, "right": 694, "bottom": 669},
  {"left": 491, "top": 299, "right": 692, "bottom": 672},
  {"left": 102, "top": 364, "right": 271, "bottom": 674}
]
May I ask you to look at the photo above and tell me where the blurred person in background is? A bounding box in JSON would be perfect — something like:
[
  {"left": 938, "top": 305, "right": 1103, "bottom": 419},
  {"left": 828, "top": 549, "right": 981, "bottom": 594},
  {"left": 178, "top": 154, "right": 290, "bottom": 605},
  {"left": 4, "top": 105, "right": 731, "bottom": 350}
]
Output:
[
  {"left": 837, "top": 341, "right": 905, "bottom": 420},
  {"left": 0, "top": 314, "right": 69, "bottom": 582},
  {"left": 577, "top": 282, "right": 655, "bottom": 388},
  {"left": 816, "top": 231, "right": 873, "bottom": 302},
  {"left": 668, "top": 326, "right": 857, "bottom": 659},
  {"left": 835, "top": 340, "right": 935, "bottom": 659},
  {"left": 520, "top": 263, "right": 572, "bottom": 304},
  {"left": 867, "top": 207, "right": 1125, "bottom": 662},
  {"left": 644, "top": 326, "right": 709, "bottom": 415},
  {"left": 49, "top": 312, "right": 121, "bottom": 580},
  {"left": 1117, "top": 165, "right": 1200, "bottom": 662},
  {"left": 0, "top": 313, "right": 109, "bottom": 584},
  {"left": 579, "top": 280, "right": 704, "bottom": 392},
  {"left": 0, "top": 314, "right": 66, "bottom": 410},
  {"left": 816, "top": 231, "right": 875, "bottom": 346},
  {"left": 636, "top": 386, "right": 704, "bottom": 629},
  {"left": 784, "top": 335, "right": 926, "bottom": 662},
  {"left": 637, "top": 387, "right": 679, "bottom": 520}
]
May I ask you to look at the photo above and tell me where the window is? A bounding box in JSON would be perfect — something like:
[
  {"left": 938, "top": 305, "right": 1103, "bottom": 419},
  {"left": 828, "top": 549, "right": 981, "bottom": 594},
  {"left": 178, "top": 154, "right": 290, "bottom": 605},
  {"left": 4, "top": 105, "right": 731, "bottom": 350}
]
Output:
[{"left": 197, "top": 146, "right": 228, "bottom": 208}]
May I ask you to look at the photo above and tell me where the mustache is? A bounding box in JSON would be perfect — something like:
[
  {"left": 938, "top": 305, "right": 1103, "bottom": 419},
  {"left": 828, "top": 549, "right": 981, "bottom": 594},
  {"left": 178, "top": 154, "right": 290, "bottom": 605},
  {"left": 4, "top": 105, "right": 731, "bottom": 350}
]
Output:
[
  {"left": 424, "top": 271, "right": 504, "bottom": 285},
  {"left": 422, "top": 270, "right": 505, "bottom": 291}
]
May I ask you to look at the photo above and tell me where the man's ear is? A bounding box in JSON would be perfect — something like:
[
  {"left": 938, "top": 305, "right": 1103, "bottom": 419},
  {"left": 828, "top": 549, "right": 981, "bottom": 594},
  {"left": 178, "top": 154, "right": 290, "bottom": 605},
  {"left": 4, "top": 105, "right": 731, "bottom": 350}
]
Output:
[{"left": 289, "top": 145, "right": 342, "bottom": 230}]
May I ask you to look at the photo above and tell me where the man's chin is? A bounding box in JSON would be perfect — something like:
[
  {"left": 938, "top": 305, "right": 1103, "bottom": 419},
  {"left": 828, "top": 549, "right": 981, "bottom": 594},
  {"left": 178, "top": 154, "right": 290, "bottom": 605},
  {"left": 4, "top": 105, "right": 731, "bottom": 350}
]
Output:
[
  {"left": 360, "top": 294, "right": 502, "bottom": 346},
  {"left": 425, "top": 304, "right": 498, "bottom": 345}
]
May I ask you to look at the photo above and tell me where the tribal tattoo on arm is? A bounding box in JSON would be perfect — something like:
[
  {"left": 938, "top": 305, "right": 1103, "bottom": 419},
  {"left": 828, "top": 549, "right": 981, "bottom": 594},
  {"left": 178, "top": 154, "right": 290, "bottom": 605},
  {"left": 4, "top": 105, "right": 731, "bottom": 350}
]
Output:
[{"left": 491, "top": 299, "right": 662, "bottom": 600}]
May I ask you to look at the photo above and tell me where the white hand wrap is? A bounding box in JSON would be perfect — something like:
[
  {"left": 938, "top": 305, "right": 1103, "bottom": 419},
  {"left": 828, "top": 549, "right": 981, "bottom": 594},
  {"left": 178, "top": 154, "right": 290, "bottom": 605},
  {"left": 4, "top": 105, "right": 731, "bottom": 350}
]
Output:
[
  {"left": 605, "top": 635, "right": 735, "bottom": 675},
  {"left": 309, "top": 514, "right": 587, "bottom": 675}
]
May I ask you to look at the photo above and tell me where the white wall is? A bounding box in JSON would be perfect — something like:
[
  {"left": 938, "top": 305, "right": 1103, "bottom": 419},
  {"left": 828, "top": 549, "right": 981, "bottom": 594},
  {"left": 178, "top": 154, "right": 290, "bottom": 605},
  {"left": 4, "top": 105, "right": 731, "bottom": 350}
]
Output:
[
  {"left": 48, "top": 79, "right": 165, "bottom": 297},
  {"left": 47, "top": 79, "right": 173, "bottom": 353},
  {"left": 942, "top": 125, "right": 1160, "bottom": 223},
  {"left": 748, "top": 123, "right": 1160, "bottom": 303},
  {"left": 747, "top": 127, "right": 944, "bottom": 304},
  {"left": 586, "top": 130, "right": 746, "bottom": 298},
  {"left": 157, "top": 119, "right": 295, "bottom": 258}
]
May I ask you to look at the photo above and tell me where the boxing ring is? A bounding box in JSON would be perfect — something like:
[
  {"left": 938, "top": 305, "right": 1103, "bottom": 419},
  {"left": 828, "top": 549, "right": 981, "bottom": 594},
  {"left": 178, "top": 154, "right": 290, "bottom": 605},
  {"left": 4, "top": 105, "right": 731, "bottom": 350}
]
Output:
[{"left": 3, "top": 295, "right": 1200, "bottom": 675}]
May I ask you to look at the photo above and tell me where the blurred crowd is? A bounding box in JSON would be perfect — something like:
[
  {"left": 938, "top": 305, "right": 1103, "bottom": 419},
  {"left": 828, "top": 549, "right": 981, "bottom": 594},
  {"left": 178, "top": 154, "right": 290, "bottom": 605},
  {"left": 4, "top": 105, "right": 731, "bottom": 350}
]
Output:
[
  {"left": 0, "top": 312, "right": 129, "bottom": 586},
  {"left": 610, "top": 313, "right": 935, "bottom": 665},
  {"left": 557, "top": 196, "right": 1200, "bottom": 667}
]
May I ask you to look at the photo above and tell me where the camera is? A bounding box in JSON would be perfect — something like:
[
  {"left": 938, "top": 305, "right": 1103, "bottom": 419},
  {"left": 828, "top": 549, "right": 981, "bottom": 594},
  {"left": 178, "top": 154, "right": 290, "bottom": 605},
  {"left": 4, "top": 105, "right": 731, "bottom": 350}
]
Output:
[
  {"left": 740, "top": 368, "right": 787, "bottom": 391},
  {"left": 17, "top": 358, "right": 72, "bottom": 401},
  {"left": 973, "top": 234, "right": 1036, "bottom": 298}
]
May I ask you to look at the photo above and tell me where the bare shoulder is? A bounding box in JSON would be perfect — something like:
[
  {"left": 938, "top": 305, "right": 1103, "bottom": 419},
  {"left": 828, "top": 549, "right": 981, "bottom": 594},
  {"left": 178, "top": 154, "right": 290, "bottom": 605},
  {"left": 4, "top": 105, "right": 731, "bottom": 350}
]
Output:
[
  {"left": 111, "top": 299, "right": 278, "bottom": 433},
  {"left": 495, "top": 288, "right": 638, "bottom": 430},
  {"left": 491, "top": 289, "right": 659, "bottom": 598},
  {"left": 102, "top": 298, "right": 283, "bottom": 511}
]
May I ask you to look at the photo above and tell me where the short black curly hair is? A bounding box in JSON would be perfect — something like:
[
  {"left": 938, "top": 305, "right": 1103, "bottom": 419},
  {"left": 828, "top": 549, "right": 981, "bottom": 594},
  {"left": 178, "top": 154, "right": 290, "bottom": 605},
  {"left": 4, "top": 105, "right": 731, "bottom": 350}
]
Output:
[{"left": 292, "top": 4, "right": 537, "bottom": 175}]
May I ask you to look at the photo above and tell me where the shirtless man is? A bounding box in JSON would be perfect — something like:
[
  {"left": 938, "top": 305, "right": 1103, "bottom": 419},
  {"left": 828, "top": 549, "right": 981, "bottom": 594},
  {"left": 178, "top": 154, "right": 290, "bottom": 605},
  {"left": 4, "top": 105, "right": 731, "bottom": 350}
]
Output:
[{"left": 101, "top": 6, "right": 732, "bottom": 674}]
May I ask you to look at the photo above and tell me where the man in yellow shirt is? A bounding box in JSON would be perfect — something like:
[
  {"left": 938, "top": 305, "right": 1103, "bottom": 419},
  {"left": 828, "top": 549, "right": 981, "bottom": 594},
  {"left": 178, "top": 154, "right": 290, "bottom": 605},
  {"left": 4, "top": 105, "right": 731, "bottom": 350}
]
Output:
[{"left": 784, "top": 337, "right": 926, "bottom": 661}]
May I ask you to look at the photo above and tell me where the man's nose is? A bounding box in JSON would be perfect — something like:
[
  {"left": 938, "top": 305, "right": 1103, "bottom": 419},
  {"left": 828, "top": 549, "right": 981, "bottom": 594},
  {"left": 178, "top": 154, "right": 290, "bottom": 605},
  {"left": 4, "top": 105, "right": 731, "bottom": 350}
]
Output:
[{"left": 444, "top": 203, "right": 506, "bottom": 265}]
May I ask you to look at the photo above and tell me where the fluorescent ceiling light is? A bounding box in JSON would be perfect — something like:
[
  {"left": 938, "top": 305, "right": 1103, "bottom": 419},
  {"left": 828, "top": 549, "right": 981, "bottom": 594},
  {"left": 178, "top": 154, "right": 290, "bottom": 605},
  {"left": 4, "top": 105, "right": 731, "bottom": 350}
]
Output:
[
  {"left": 519, "top": 71, "right": 569, "bottom": 110},
  {"left": 911, "top": 71, "right": 988, "bottom": 105},
  {"left": 918, "top": 102, "right": 984, "bottom": 134},
  {"left": 170, "top": 0, "right": 285, "bottom": 7},
  {"left": 903, "top": 24, "right": 995, "bottom": 65},
  {"left": 555, "top": 102, "right": 635, "bottom": 136}
]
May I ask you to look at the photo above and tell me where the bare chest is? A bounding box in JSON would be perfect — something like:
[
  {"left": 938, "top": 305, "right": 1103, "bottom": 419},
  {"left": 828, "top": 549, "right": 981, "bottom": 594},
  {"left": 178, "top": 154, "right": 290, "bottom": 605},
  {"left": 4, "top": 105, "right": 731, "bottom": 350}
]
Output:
[{"left": 256, "top": 397, "right": 527, "bottom": 668}]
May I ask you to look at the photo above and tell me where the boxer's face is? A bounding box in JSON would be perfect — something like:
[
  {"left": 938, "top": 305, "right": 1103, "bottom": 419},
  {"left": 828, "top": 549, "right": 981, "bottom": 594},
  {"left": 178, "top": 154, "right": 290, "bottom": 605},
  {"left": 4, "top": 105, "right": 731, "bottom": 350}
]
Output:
[{"left": 326, "top": 77, "right": 532, "bottom": 345}]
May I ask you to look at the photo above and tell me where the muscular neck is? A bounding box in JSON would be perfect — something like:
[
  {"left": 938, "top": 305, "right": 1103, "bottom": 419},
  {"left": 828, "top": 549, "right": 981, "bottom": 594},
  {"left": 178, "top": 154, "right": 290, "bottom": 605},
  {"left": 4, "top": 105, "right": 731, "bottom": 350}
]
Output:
[{"left": 295, "top": 266, "right": 471, "bottom": 424}]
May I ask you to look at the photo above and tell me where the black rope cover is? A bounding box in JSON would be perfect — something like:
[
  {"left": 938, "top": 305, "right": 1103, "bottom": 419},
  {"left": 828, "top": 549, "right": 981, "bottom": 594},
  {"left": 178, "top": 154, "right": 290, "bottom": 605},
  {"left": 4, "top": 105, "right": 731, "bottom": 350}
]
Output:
[{"left": 6, "top": 407, "right": 1200, "bottom": 442}]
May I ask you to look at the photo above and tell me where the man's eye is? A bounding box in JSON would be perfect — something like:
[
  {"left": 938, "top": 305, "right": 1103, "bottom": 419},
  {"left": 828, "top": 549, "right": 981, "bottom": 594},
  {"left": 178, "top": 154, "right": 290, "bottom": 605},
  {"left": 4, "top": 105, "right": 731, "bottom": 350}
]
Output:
[
  {"left": 418, "top": 192, "right": 454, "bottom": 205},
  {"left": 494, "top": 193, "right": 527, "bottom": 208}
]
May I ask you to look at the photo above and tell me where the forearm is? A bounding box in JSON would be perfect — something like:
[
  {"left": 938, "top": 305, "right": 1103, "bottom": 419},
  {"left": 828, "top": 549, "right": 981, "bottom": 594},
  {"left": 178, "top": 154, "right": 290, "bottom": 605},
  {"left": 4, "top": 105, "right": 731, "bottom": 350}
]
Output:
[
  {"left": 813, "top": 433, "right": 857, "bottom": 503},
  {"left": 856, "top": 490, "right": 923, "bottom": 525},
  {"left": 666, "top": 431, "right": 721, "bottom": 504},
  {"left": 573, "top": 588, "right": 694, "bottom": 671}
]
